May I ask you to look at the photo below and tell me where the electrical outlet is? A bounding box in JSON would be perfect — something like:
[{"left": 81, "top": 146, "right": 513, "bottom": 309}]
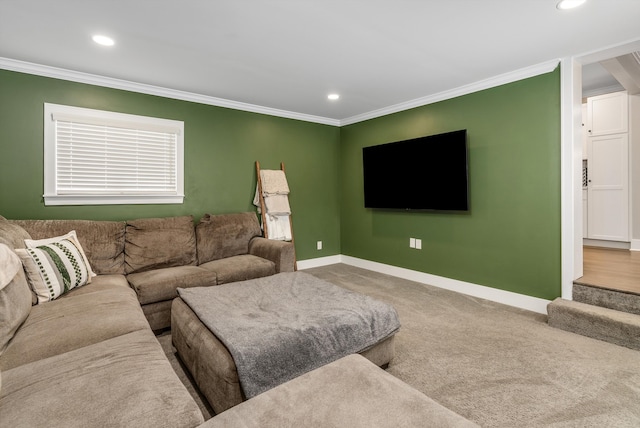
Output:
[
  {"left": 409, "top": 238, "right": 416, "bottom": 248},
  {"left": 317, "top": 241, "right": 323, "bottom": 250},
  {"left": 416, "top": 239, "right": 422, "bottom": 250}
]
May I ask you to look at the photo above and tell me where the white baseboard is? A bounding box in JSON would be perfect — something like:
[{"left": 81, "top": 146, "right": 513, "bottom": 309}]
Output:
[
  {"left": 631, "top": 240, "right": 640, "bottom": 252},
  {"left": 297, "top": 255, "right": 343, "bottom": 270},
  {"left": 583, "top": 239, "right": 631, "bottom": 250},
  {"left": 298, "top": 254, "right": 550, "bottom": 314}
]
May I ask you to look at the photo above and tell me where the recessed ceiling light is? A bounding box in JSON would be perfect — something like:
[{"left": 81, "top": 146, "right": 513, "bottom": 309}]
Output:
[
  {"left": 556, "top": 0, "right": 586, "bottom": 10},
  {"left": 92, "top": 35, "right": 115, "bottom": 46},
  {"left": 327, "top": 94, "right": 340, "bottom": 101}
]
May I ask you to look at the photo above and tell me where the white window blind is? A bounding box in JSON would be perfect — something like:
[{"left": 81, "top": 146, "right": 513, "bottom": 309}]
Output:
[{"left": 44, "top": 103, "right": 184, "bottom": 205}]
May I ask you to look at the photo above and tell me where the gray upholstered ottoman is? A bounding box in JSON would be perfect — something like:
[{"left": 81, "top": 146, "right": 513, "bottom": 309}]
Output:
[
  {"left": 199, "top": 354, "right": 478, "bottom": 427},
  {"left": 171, "top": 272, "right": 399, "bottom": 414}
]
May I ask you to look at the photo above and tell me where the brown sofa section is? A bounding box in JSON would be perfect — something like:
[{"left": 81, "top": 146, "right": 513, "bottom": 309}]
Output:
[{"left": 9, "top": 213, "right": 296, "bottom": 330}]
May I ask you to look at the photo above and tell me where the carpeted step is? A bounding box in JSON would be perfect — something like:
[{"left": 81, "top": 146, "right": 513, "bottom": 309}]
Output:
[
  {"left": 547, "top": 298, "right": 640, "bottom": 351},
  {"left": 573, "top": 283, "right": 640, "bottom": 315}
]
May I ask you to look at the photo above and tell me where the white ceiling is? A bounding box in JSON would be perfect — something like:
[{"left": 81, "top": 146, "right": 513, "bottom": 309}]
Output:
[
  {"left": 582, "top": 62, "right": 623, "bottom": 98},
  {"left": 1, "top": 1, "right": 640, "bottom": 124}
]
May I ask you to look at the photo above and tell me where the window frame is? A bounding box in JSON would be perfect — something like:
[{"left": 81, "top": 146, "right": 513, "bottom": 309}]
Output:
[{"left": 43, "top": 103, "right": 184, "bottom": 206}]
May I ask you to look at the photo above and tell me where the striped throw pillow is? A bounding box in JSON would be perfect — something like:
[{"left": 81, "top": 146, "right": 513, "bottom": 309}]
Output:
[{"left": 16, "top": 232, "right": 92, "bottom": 303}]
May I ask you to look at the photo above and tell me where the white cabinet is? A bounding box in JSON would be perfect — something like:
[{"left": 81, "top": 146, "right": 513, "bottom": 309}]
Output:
[
  {"left": 587, "top": 91, "right": 628, "bottom": 136},
  {"left": 584, "top": 91, "right": 630, "bottom": 243}
]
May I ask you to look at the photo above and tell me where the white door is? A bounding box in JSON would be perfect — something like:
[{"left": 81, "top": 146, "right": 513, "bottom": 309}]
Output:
[
  {"left": 587, "top": 133, "right": 629, "bottom": 241},
  {"left": 582, "top": 103, "right": 588, "bottom": 159}
]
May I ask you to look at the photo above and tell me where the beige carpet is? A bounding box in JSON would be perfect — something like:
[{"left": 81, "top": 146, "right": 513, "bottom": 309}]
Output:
[{"left": 159, "top": 264, "right": 640, "bottom": 427}]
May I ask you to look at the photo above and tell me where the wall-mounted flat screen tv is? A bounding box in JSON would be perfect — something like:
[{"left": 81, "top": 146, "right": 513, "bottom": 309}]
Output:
[{"left": 362, "top": 129, "right": 469, "bottom": 211}]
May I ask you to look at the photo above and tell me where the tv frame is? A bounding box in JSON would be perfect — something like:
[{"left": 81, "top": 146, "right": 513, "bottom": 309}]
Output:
[{"left": 362, "top": 129, "right": 469, "bottom": 212}]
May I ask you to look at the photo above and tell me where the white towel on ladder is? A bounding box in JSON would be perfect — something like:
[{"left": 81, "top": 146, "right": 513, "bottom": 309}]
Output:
[{"left": 265, "top": 214, "right": 292, "bottom": 241}]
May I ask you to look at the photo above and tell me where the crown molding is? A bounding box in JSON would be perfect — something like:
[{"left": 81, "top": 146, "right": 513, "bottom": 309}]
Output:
[
  {"left": 1, "top": 56, "right": 559, "bottom": 128},
  {"left": 0, "top": 57, "right": 341, "bottom": 127},
  {"left": 582, "top": 84, "right": 625, "bottom": 99},
  {"left": 340, "top": 59, "right": 560, "bottom": 126}
]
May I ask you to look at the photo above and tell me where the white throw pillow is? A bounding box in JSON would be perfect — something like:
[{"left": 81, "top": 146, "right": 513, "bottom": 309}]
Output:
[
  {"left": 16, "top": 231, "right": 94, "bottom": 303},
  {"left": 25, "top": 230, "right": 95, "bottom": 277}
]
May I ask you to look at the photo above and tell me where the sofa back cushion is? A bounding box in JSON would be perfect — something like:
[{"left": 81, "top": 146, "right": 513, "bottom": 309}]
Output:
[
  {"left": 0, "top": 215, "right": 31, "bottom": 249},
  {"left": 125, "top": 216, "right": 197, "bottom": 274},
  {"left": 196, "top": 212, "right": 262, "bottom": 264},
  {"left": 0, "top": 244, "right": 32, "bottom": 356},
  {"left": 10, "top": 219, "right": 126, "bottom": 275}
]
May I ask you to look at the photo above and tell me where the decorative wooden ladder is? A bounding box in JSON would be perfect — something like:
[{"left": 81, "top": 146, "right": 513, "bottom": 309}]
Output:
[{"left": 255, "top": 161, "right": 297, "bottom": 270}]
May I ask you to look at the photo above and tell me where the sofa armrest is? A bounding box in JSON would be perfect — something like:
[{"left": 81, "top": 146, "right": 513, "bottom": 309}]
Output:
[{"left": 248, "top": 238, "right": 295, "bottom": 273}]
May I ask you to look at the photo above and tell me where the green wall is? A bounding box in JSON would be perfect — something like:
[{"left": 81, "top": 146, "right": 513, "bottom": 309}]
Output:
[
  {"left": 0, "top": 67, "right": 562, "bottom": 299},
  {"left": 0, "top": 70, "right": 341, "bottom": 261},
  {"left": 339, "top": 69, "right": 561, "bottom": 300}
]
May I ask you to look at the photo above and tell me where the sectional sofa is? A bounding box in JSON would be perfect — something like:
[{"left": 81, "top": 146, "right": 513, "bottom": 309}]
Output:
[{"left": 0, "top": 212, "right": 294, "bottom": 427}]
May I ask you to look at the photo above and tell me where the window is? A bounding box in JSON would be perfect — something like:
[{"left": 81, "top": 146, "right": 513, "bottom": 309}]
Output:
[{"left": 44, "top": 103, "right": 184, "bottom": 205}]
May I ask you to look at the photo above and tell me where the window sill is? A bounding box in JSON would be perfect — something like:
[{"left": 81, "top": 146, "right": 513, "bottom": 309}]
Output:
[{"left": 43, "top": 194, "right": 185, "bottom": 206}]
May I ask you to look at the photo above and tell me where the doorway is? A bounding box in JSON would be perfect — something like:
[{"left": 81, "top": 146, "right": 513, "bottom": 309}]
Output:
[{"left": 564, "top": 40, "right": 640, "bottom": 299}]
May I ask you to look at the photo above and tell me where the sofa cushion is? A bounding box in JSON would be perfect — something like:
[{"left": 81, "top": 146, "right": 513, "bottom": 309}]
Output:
[
  {"left": 60, "top": 273, "right": 130, "bottom": 297},
  {"left": 0, "top": 282, "right": 150, "bottom": 371},
  {"left": 201, "top": 354, "right": 478, "bottom": 428},
  {"left": 196, "top": 212, "right": 262, "bottom": 265},
  {"left": 199, "top": 254, "right": 275, "bottom": 285},
  {"left": 125, "top": 216, "right": 197, "bottom": 274},
  {"left": 16, "top": 231, "right": 94, "bottom": 303},
  {"left": 11, "top": 219, "right": 126, "bottom": 275},
  {"left": 0, "top": 329, "right": 204, "bottom": 428},
  {"left": 0, "top": 216, "right": 31, "bottom": 249},
  {"left": 0, "top": 245, "right": 32, "bottom": 356},
  {"left": 127, "top": 265, "right": 218, "bottom": 305}
]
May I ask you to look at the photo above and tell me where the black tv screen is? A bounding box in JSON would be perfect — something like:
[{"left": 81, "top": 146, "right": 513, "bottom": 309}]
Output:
[{"left": 362, "top": 130, "right": 469, "bottom": 211}]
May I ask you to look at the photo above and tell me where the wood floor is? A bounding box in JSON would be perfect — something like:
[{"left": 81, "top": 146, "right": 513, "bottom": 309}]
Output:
[{"left": 577, "top": 246, "right": 640, "bottom": 295}]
